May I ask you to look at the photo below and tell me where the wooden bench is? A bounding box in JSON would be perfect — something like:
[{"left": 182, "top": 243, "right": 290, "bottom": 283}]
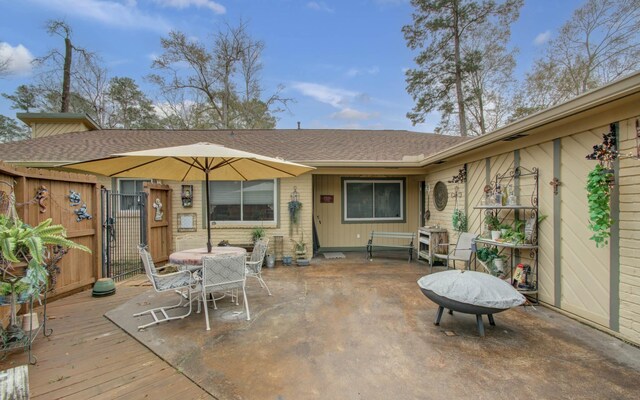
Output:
[{"left": 366, "top": 231, "right": 415, "bottom": 261}]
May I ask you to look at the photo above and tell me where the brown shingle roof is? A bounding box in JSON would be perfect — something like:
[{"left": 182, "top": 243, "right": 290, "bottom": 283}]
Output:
[{"left": 0, "top": 129, "right": 468, "bottom": 165}]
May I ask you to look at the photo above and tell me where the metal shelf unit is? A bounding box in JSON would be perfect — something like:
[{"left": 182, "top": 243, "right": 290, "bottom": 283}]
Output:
[{"left": 474, "top": 166, "right": 539, "bottom": 303}]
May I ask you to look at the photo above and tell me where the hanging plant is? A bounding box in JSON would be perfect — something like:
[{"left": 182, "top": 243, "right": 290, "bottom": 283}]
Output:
[
  {"left": 288, "top": 200, "right": 302, "bottom": 224},
  {"left": 452, "top": 209, "right": 467, "bottom": 232},
  {"left": 586, "top": 123, "right": 618, "bottom": 169},
  {"left": 586, "top": 164, "right": 613, "bottom": 248}
]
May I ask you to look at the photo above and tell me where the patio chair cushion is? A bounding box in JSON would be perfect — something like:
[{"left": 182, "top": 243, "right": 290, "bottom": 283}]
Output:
[{"left": 417, "top": 270, "right": 525, "bottom": 310}]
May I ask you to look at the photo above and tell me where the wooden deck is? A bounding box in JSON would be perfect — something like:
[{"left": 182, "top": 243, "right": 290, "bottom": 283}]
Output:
[{"left": 0, "top": 277, "right": 212, "bottom": 399}]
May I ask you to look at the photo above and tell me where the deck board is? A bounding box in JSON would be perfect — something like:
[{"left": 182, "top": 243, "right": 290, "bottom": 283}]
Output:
[{"left": 0, "top": 277, "right": 212, "bottom": 399}]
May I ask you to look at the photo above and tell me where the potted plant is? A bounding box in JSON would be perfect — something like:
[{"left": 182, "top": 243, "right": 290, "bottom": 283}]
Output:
[
  {"left": 484, "top": 212, "right": 501, "bottom": 240},
  {"left": 0, "top": 215, "right": 91, "bottom": 302},
  {"left": 251, "top": 227, "right": 266, "bottom": 243},
  {"left": 291, "top": 232, "right": 308, "bottom": 266},
  {"left": 0, "top": 282, "right": 10, "bottom": 305},
  {"left": 452, "top": 209, "right": 467, "bottom": 233},
  {"left": 476, "top": 246, "right": 505, "bottom": 274}
]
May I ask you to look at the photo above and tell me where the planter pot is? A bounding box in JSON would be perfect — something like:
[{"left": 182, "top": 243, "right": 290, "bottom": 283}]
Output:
[
  {"left": 491, "top": 231, "right": 501, "bottom": 241},
  {"left": 297, "top": 259, "right": 310, "bottom": 267},
  {"left": 265, "top": 254, "right": 275, "bottom": 268},
  {"left": 282, "top": 256, "right": 293, "bottom": 266},
  {"left": 493, "top": 258, "right": 504, "bottom": 272},
  {"left": 500, "top": 229, "right": 509, "bottom": 236}
]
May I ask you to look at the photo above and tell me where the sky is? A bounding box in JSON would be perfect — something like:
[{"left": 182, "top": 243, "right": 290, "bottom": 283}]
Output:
[{"left": 0, "top": 0, "right": 585, "bottom": 132}]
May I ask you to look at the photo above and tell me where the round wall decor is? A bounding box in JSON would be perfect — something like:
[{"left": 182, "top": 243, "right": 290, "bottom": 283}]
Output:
[{"left": 433, "top": 181, "right": 448, "bottom": 211}]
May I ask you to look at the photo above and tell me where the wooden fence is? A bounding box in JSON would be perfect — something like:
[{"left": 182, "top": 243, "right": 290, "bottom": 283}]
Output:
[{"left": 0, "top": 161, "right": 100, "bottom": 305}]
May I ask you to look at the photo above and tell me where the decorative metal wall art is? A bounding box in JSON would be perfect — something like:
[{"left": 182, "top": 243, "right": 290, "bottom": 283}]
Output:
[
  {"left": 68, "top": 190, "right": 81, "bottom": 206},
  {"left": 74, "top": 204, "right": 92, "bottom": 222},
  {"left": 448, "top": 165, "right": 467, "bottom": 184},
  {"left": 433, "top": 181, "right": 448, "bottom": 211},
  {"left": 35, "top": 185, "right": 49, "bottom": 213}
]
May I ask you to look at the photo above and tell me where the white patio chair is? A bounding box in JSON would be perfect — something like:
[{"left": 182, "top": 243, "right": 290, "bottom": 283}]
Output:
[
  {"left": 201, "top": 253, "right": 250, "bottom": 330},
  {"left": 246, "top": 238, "right": 272, "bottom": 295},
  {"left": 432, "top": 232, "right": 478, "bottom": 272},
  {"left": 134, "top": 245, "right": 196, "bottom": 330}
]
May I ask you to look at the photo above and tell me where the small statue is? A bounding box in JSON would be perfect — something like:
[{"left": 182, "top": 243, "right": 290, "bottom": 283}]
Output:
[
  {"left": 69, "top": 190, "right": 81, "bottom": 206},
  {"left": 74, "top": 203, "right": 92, "bottom": 222},
  {"left": 153, "top": 198, "right": 164, "bottom": 221}
]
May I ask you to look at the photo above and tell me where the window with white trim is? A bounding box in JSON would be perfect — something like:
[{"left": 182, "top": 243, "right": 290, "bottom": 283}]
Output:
[
  {"left": 209, "top": 180, "right": 277, "bottom": 223},
  {"left": 343, "top": 179, "right": 404, "bottom": 221},
  {"left": 118, "top": 179, "right": 150, "bottom": 211}
]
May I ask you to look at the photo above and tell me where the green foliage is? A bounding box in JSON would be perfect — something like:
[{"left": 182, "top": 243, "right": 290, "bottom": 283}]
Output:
[
  {"left": 485, "top": 212, "right": 500, "bottom": 231},
  {"left": 251, "top": 227, "right": 266, "bottom": 242},
  {"left": 452, "top": 209, "right": 467, "bottom": 232},
  {"left": 403, "top": 0, "right": 522, "bottom": 135},
  {"left": 0, "top": 115, "right": 30, "bottom": 143},
  {"left": 586, "top": 163, "right": 613, "bottom": 247},
  {"left": 0, "top": 216, "right": 91, "bottom": 294},
  {"left": 107, "top": 77, "right": 160, "bottom": 129},
  {"left": 476, "top": 245, "right": 504, "bottom": 274}
]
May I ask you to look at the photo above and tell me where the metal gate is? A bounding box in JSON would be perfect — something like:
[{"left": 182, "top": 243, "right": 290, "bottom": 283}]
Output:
[{"left": 101, "top": 189, "right": 148, "bottom": 281}]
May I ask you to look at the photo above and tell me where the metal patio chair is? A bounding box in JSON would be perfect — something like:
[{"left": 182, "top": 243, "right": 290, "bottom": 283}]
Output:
[
  {"left": 201, "top": 253, "right": 250, "bottom": 330},
  {"left": 432, "top": 232, "right": 478, "bottom": 272},
  {"left": 246, "top": 238, "right": 272, "bottom": 295},
  {"left": 134, "top": 245, "right": 196, "bottom": 330}
]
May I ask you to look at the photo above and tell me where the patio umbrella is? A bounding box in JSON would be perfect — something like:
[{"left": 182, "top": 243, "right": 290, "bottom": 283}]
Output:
[{"left": 65, "top": 142, "right": 314, "bottom": 252}]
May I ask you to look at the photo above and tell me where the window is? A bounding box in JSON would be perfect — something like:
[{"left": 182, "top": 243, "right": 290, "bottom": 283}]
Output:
[
  {"left": 343, "top": 179, "right": 404, "bottom": 222},
  {"left": 209, "top": 180, "right": 276, "bottom": 223},
  {"left": 118, "top": 179, "right": 150, "bottom": 211}
]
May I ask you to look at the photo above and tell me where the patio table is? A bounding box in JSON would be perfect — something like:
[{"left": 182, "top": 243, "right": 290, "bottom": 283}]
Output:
[{"left": 169, "top": 247, "right": 247, "bottom": 272}]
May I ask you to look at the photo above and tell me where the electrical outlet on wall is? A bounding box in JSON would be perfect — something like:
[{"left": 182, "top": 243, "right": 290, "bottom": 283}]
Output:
[{"left": 356, "top": 233, "right": 360, "bottom": 238}]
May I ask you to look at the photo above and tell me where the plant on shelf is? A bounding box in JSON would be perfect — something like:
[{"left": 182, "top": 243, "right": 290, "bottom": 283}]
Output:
[
  {"left": 251, "top": 227, "right": 266, "bottom": 243},
  {"left": 476, "top": 246, "right": 505, "bottom": 275},
  {"left": 291, "top": 231, "right": 308, "bottom": 265},
  {"left": 452, "top": 209, "right": 467, "bottom": 232},
  {"left": 586, "top": 163, "right": 614, "bottom": 247}
]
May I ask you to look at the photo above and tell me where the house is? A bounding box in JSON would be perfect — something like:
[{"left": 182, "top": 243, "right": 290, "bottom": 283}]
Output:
[{"left": 1, "top": 71, "right": 640, "bottom": 347}]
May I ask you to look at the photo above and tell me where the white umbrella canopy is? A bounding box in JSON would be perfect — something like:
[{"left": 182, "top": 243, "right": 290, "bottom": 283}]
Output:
[{"left": 65, "top": 142, "right": 315, "bottom": 252}]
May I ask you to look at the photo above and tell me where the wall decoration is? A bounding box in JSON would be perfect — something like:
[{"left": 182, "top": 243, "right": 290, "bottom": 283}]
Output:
[
  {"left": 181, "top": 185, "right": 193, "bottom": 208},
  {"left": 448, "top": 165, "right": 467, "bottom": 184},
  {"left": 35, "top": 185, "right": 49, "bottom": 213},
  {"left": 74, "top": 204, "right": 92, "bottom": 222},
  {"left": 320, "top": 195, "right": 334, "bottom": 203},
  {"left": 68, "top": 190, "right": 82, "bottom": 206},
  {"left": 177, "top": 213, "right": 197, "bottom": 232},
  {"left": 153, "top": 198, "right": 164, "bottom": 221},
  {"left": 433, "top": 181, "right": 448, "bottom": 211},
  {"left": 288, "top": 186, "right": 302, "bottom": 234}
]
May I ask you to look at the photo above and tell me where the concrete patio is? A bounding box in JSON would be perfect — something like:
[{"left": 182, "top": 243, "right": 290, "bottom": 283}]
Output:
[{"left": 101, "top": 253, "right": 640, "bottom": 400}]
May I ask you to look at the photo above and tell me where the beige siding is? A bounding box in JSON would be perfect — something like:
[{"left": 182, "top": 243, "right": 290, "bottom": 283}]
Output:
[
  {"left": 619, "top": 115, "right": 640, "bottom": 344},
  {"left": 167, "top": 174, "right": 313, "bottom": 259},
  {"left": 314, "top": 175, "right": 421, "bottom": 249},
  {"left": 559, "top": 129, "right": 610, "bottom": 327},
  {"left": 32, "top": 122, "right": 89, "bottom": 139},
  {"left": 425, "top": 165, "right": 465, "bottom": 241},
  {"left": 520, "top": 143, "right": 554, "bottom": 304},
  {"left": 466, "top": 159, "right": 486, "bottom": 236}
]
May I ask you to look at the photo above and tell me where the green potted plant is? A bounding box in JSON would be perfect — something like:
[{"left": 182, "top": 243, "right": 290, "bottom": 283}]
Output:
[
  {"left": 0, "top": 215, "right": 91, "bottom": 297},
  {"left": 291, "top": 232, "right": 308, "bottom": 266},
  {"left": 476, "top": 246, "right": 505, "bottom": 274},
  {"left": 452, "top": 209, "right": 467, "bottom": 233},
  {"left": 251, "top": 227, "right": 266, "bottom": 243}
]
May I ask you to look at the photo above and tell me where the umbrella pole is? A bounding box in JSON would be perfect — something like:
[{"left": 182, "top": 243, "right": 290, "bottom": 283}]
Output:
[{"left": 206, "top": 172, "right": 212, "bottom": 253}]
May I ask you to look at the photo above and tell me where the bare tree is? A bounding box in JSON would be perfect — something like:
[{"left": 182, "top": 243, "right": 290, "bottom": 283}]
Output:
[
  {"left": 149, "top": 21, "right": 290, "bottom": 129},
  {"left": 35, "top": 20, "right": 95, "bottom": 113},
  {"left": 519, "top": 0, "right": 640, "bottom": 115}
]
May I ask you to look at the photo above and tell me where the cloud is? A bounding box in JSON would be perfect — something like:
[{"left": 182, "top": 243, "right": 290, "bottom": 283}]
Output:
[
  {"left": 533, "top": 30, "right": 552, "bottom": 46},
  {"left": 307, "top": 1, "right": 334, "bottom": 12},
  {"left": 27, "top": 0, "right": 171, "bottom": 32},
  {"left": 331, "top": 108, "right": 377, "bottom": 121},
  {"left": 0, "top": 43, "right": 34, "bottom": 76},
  {"left": 291, "top": 82, "right": 358, "bottom": 108},
  {"left": 346, "top": 66, "right": 379, "bottom": 77},
  {"left": 153, "top": 0, "right": 226, "bottom": 14}
]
